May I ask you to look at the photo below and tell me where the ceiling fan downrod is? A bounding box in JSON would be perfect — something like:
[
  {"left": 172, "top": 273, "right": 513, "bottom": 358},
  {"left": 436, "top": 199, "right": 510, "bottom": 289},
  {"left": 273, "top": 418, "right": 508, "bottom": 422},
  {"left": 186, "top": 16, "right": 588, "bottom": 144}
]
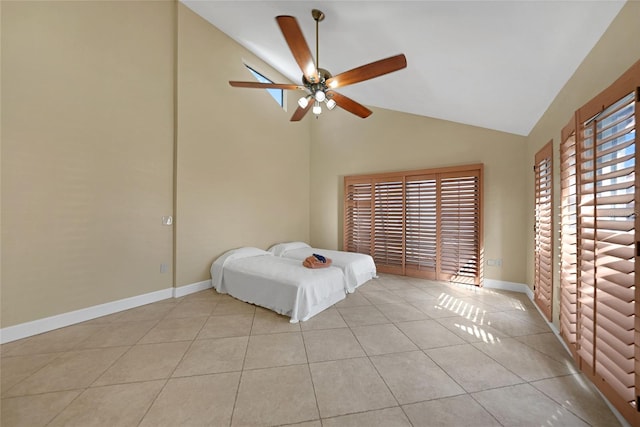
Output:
[
  {"left": 312, "top": 9, "right": 324, "bottom": 74},
  {"left": 309, "top": 9, "right": 328, "bottom": 115}
]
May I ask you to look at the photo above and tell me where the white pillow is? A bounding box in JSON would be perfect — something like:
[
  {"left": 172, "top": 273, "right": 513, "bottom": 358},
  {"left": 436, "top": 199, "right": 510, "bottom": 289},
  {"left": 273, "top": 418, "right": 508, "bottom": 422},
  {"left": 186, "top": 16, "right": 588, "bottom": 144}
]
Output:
[
  {"left": 267, "top": 241, "right": 311, "bottom": 256},
  {"left": 225, "top": 247, "right": 271, "bottom": 259}
]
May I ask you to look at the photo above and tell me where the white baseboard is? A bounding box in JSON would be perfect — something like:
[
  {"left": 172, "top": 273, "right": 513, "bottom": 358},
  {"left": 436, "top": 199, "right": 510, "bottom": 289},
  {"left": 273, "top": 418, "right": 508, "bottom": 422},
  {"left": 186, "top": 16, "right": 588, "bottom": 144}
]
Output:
[
  {"left": 1, "top": 288, "right": 173, "bottom": 344},
  {"left": 173, "top": 280, "right": 212, "bottom": 298},
  {"left": 483, "top": 278, "right": 534, "bottom": 299},
  {"left": 1, "top": 280, "right": 213, "bottom": 344}
]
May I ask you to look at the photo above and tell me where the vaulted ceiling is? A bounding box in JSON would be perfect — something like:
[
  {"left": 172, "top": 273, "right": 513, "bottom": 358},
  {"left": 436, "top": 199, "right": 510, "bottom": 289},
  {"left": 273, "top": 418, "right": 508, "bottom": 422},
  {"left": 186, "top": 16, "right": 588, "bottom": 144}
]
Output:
[{"left": 182, "top": 1, "right": 626, "bottom": 136}]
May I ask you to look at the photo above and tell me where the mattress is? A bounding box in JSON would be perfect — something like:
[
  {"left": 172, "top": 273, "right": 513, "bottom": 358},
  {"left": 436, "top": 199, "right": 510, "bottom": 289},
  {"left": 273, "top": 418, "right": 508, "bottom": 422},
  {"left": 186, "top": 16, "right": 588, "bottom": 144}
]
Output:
[
  {"left": 211, "top": 247, "right": 346, "bottom": 322},
  {"left": 268, "top": 242, "right": 377, "bottom": 293}
]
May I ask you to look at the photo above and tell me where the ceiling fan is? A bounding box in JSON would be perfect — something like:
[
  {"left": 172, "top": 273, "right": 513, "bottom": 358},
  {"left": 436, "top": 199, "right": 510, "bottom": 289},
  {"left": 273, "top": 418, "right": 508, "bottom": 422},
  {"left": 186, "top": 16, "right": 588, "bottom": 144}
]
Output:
[{"left": 229, "top": 9, "right": 407, "bottom": 121}]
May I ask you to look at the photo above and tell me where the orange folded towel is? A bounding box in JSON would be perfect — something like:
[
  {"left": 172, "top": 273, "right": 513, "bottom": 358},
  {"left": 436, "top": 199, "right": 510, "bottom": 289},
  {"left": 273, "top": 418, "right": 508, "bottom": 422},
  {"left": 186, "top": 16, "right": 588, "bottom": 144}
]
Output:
[{"left": 303, "top": 255, "right": 333, "bottom": 269}]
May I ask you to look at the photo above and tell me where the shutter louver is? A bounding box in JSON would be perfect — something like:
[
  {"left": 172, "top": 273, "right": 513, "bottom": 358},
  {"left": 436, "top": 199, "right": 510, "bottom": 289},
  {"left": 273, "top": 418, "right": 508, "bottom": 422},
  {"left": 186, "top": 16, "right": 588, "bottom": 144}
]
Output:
[
  {"left": 534, "top": 141, "right": 553, "bottom": 321},
  {"left": 560, "top": 122, "right": 578, "bottom": 351},
  {"left": 577, "top": 90, "right": 637, "bottom": 414},
  {"left": 373, "top": 178, "right": 405, "bottom": 274},
  {"left": 439, "top": 172, "right": 481, "bottom": 285},
  {"left": 405, "top": 175, "right": 437, "bottom": 279}
]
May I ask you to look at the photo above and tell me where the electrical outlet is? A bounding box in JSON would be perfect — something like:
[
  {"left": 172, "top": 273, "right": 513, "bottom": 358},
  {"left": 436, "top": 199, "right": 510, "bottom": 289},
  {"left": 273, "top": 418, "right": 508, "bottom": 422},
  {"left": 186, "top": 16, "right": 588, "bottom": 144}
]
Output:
[
  {"left": 160, "top": 263, "right": 169, "bottom": 273},
  {"left": 487, "top": 259, "right": 503, "bottom": 267}
]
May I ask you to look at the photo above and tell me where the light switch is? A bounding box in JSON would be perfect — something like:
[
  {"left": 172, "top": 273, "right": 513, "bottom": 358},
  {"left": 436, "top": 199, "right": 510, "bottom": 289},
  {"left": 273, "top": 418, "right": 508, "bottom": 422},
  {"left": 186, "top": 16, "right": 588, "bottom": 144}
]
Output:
[{"left": 162, "top": 216, "right": 173, "bottom": 225}]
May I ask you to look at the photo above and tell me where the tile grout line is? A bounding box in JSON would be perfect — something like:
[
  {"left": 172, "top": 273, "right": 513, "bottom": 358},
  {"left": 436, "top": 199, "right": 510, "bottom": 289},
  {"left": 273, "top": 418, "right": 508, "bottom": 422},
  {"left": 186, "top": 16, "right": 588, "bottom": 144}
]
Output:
[
  {"left": 371, "top": 279, "right": 509, "bottom": 426},
  {"left": 46, "top": 319, "right": 168, "bottom": 425},
  {"left": 299, "top": 322, "right": 323, "bottom": 424},
  {"left": 357, "top": 278, "right": 487, "bottom": 425},
  {"left": 530, "top": 375, "right": 604, "bottom": 426},
  {"left": 8, "top": 304, "right": 182, "bottom": 425},
  {"left": 466, "top": 390, "right": 508, "bottom": 427},
  {"left": 50, "top": 319, "right": 168, "bottom": 426},
  {"left": 135, "top": 296, "right": 219, "bottom": 426},
  {"left": 228, "top": 305, "right": 258, "bottom": 427},
  {"left": 427, "top": 298, "right": 585, "bottom": 426},
  {"left": 403, "top": 280, "right": 519, "bottom": 426},
  {"left": 344, "top": 304, "right": 409, "bottom": 420}
]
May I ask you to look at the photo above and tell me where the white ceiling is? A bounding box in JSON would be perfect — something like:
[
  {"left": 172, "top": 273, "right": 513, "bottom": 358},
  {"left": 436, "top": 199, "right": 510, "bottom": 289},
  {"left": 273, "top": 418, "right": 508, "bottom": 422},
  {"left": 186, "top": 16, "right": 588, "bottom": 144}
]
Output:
[{"left": 182, "top": 0, "right": 626, "bottom": 136}]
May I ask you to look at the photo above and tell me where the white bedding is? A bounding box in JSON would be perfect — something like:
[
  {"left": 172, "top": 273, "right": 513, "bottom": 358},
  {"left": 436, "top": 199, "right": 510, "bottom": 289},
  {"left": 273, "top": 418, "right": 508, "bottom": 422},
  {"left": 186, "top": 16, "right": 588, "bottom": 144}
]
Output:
[
  {"left": 267, "top": 242, "right": 377, "bottom": 293},
  {"left": 211, "top": 247, "right": 346, "bottom": 323}
]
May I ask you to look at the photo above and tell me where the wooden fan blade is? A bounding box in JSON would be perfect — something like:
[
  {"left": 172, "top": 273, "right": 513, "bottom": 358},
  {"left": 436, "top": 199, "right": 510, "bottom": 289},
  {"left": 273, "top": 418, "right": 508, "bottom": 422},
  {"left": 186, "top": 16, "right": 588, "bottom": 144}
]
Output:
[
  {"left": 325, "top": 54, "right": 407, "bottom": 89},
  {"left": 276, "top": 16, "right": 319, "bottom": 83},
  {"left": 328, "top": 91, "right": 372, "bottom": 118},
  {"left": 229, "top": 81, "right": 304, "bottom": 90},
  {"left": 290, "top": 101, "right": 313, "bottom": 121}
]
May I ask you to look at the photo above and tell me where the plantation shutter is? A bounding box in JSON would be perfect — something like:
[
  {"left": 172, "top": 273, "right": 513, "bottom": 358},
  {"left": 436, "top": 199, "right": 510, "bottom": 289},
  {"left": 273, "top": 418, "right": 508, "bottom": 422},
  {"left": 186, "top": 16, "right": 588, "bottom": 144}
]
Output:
[
  {"left": 558, "top": 60, "right": 640, "bottom": 425},
  {"left": 560, "top": 120, "right": 578, "bottom": 352},
  {"left": 576, "top": 89, "right": 637, "bottom": 412},
  {"left": 373, "top": 178, "right": 405, "bottom": 274},
  {"left": 439, "top": 171, "right": 481, "bottom": 285},
  {"left": 344, "top": 164, "right": 483, "bottom": 285},
  {"left": 344, "top": 178, "right": 373, "bottom": 254},
  {"left": 405, "top": 175, "right": 438, "bottom": 279},
  {"left": 534, "top": 141, "right": 554, "bottom": 321}
]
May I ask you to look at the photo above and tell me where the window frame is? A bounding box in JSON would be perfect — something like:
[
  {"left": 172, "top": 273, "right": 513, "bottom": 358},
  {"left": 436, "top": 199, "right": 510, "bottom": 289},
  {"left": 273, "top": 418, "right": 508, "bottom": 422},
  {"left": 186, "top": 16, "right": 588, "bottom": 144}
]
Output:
[{"left": 244, "top": 64, "right": 284, "bottom": 108}]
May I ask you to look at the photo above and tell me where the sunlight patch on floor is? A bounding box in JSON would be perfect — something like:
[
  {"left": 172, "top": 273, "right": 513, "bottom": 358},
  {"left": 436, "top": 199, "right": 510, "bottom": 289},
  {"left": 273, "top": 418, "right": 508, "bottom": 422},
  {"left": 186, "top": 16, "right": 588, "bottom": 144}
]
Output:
[
  {"left": 437, "top": 293, "right": 487, "bottom": 322},
  {"left": 453, "top": 322, "right": 499, "bottom": 344}
]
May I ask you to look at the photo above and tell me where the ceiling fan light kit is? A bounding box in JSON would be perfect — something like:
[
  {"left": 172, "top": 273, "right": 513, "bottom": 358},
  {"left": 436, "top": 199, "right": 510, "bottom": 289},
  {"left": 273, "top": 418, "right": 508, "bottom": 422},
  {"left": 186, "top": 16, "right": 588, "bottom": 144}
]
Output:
[
  {"left": 298, "top": 96, "right": 310, "bottom": 109},
  {"left": 229, "top": 9, "right": 407, "bottom": 121}
]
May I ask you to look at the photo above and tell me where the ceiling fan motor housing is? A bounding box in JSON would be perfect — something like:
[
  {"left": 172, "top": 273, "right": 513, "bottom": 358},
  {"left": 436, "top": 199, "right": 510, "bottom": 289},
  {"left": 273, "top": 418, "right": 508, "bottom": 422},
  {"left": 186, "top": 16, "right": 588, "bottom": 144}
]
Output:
[{"left": 303, "top": 68, "right": 332, "bottom": 96}]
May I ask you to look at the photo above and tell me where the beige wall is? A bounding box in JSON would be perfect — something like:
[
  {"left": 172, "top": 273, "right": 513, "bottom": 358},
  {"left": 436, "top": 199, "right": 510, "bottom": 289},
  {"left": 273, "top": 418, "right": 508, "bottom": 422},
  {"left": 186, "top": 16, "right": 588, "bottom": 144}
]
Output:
[
  {"left": 1, "top": 1, "right": 311, "bottom": 328},
  {"left": 175, "top": 5, "right": 310, "bottom": 286},
  {"left": 1, "top": 1, "right": 176, "bottom": 327},
  {"left": 525, "top": 1, "right": 640, "bottom": 326},
  {"left": 309, "top": 108, "right": 528, "bottom": 284}
]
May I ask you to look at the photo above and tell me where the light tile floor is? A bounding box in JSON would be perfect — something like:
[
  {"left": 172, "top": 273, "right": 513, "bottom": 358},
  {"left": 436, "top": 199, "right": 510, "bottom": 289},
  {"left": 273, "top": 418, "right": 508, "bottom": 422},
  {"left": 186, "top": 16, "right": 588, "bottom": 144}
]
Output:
[{"left": 1, "top": 274, "right": 623, "bottom": 426}]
